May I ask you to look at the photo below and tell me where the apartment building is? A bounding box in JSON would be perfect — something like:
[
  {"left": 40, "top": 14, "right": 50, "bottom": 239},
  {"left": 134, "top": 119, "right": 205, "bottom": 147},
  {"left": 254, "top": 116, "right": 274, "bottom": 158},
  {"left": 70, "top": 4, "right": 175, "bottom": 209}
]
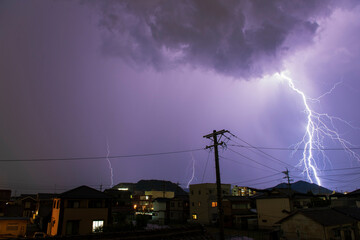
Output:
[{"left": 189, "top": 183, "right": 231, "bottom": 225}]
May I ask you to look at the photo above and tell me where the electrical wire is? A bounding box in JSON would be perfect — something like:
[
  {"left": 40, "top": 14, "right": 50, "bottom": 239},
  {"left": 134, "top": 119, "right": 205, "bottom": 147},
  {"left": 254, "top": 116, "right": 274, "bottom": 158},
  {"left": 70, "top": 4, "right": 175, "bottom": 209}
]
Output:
[
  {"left": 228, "top": 144, "right": 360, "bottom": 151},
  {"left": 226, "top": 133, "right": 300, "bottom": 171},
  {"left": 231, "top": 172, "right": 283, "bottom": 185},
  {"left": 227, "top": 147, "right": 281, "bottom": 173},
  {"left": 0, "top": 148, "right": 205, "bottom": 162},
  {"left": 201, "top": 150, "right": 211, "bottom": 183}
]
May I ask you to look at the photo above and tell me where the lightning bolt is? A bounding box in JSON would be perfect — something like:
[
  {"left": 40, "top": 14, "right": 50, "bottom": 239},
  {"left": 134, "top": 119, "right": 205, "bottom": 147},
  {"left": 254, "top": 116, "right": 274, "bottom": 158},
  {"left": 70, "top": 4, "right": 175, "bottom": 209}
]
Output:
[
  {"left": 275, "top": 71, "right": 360, "bottom": 186},
  {"left": 186, "top": 152, "right": 196, "bottom": 188},
  {"left": 106, "top": 138, "right": 114, "bottom": 188}
]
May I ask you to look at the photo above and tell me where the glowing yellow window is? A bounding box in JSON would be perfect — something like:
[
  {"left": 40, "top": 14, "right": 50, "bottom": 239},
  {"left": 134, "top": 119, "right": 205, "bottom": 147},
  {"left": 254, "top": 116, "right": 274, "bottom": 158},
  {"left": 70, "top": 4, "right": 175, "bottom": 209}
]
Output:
[
  {"left": 192, "top": 214, "right": 198, "bottom": 220},
  {"left": 211, "top": 202, "right": 217, "bottom": 207}
]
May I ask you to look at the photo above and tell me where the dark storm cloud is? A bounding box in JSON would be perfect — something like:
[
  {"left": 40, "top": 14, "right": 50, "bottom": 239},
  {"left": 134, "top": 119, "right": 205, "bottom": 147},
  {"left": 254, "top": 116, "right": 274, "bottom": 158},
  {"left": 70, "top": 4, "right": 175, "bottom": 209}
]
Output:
[{"left": 90, "top": 0, "right": 335, "bottom": 78}]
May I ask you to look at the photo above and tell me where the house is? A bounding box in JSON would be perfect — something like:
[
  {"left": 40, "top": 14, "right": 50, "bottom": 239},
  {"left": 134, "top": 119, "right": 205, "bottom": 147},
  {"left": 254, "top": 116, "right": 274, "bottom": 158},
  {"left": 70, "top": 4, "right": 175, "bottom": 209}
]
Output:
[
  {"left": 169, "top": 195, "right": 189, "bottom": 224},
  {"left": 48, "top": 185, "right": 111, "bottom": 236},
  {"left": 104, "top": 188, "right": 133, "bottom": 224},
  {"left": 223, "top": 196, "right": 257, "bottom": 229},
  {"left": 331, "top": 190, "right": 360, "bottom": 208},
  {"left": 132, "top": 190, "right": 174, "bottom": 214},
  {"left": 0, "top": 190, "right": 11, "bottom": 217},
  {"left": 189, "top": 183, "right": 231, "bottom": 225},
  {"left": 15, "top": 194, "right": 37, "bottom": 218},
  {"left": 278, "top": 208, "right": 358, "bottom": 239},
  {"left": 0, "top": 217, "right": 28, "bottom": 239},
  {"left": 34, "top": 193, "right": 59, "bottom": 232},
  {"left": 255, "top": 188, "right": 315, "bottom": 229},
  {"left": 152, "top": 198, "right": 170, "bottom": 225},
  {"left": 255, "top": 189, "right": 292, "bottom": 229}
]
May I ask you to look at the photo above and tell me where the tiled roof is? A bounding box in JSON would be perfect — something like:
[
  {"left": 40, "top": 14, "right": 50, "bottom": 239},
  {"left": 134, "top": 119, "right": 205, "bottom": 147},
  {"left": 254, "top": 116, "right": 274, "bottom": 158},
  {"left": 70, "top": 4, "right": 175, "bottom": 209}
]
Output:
[
  {"left": 278, "top": 208, "right": 356, "bottom": 226},
  {"left": 333, "top": 207, "right": 360, "bottom": 221},
  {"left": 37, "top": 193, "right": 59, "bottom": 200},
  {"left": 60, "top": 185, "right": 110, "bottom": 199}
]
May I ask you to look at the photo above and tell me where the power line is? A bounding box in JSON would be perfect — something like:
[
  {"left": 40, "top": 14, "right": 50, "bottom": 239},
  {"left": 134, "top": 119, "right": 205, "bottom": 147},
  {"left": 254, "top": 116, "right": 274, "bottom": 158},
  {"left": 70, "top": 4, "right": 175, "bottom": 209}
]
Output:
[
  {"left": 227, "top": 147, "right": 281, "bottom": 173},
  {"left": 247, "top": 178, "right": 285, "bottom": 187},
  {"left": 201, "top": 150, "right": 212, "bottom": 183},
  {"left": 231, "top": 172, "right": 282, "bottom": 185},
  {"left": 229, "top": 144, "right": 360, "bottom": 151},
  {"left": 220, "top": 155, "right": 279, "bottom": 173},
  {"left": 226, "top": 133, "right": 299, "bottom": 171},
  {"left": 0, "top": 148, "right": 204, "bottom": 162}
]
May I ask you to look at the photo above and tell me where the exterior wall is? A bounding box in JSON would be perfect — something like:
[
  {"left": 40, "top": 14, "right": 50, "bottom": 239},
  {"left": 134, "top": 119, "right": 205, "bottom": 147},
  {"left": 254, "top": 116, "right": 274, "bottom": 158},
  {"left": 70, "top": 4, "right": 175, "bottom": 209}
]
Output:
[
  {"left": 223, "top": 198, "right": 257, "bottom": 229},
  {"left": 189, "top": 183, "right": 231, "bottom": 225},
  {"left": 49, "top": 198, "right": 61, "bottom": 236},
  {"left": 256, "top": 198, "right": 290, "bottom": 229},
  {"left": 145, "top": 191, "right": 174, "bottom": 199},
  {"left": 169, "top": 197, "right": 189, "bottom": 223},
  {"left": 152, "top": 201, "right": 168, "bottom": 224},
  {"left": 0, "top": 219, "right": 27, "bottom": 238},
  {"left": 49, "top": 198, "right": 108, "bottom": 236},
  {"left": 62, "top": 208, "right": 108, "bottom": 235},
  {"left": 281, "top": 214, "right": 325, "bottom": 239}
]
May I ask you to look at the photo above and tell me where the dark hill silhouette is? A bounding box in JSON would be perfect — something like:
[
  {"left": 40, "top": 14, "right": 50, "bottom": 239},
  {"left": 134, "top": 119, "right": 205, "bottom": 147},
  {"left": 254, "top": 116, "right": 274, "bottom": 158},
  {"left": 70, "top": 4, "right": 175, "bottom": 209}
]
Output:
[{"left": 272, "top": 180, "right": 332, "bottom": 194}]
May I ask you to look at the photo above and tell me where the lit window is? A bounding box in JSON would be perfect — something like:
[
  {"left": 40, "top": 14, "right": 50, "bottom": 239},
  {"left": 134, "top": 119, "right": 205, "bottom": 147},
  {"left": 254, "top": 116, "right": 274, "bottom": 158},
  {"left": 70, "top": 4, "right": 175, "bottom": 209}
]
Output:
[
  {"left": 145, "top": 196, "right": 149, "bottom": 200},
  {"left": 211, "top": 202, "right": 217, "bottom": 207},
  {"left": 133, "top": 204, "right": 137, "bottom": 209},
  {"left": 92, "top": 220, "right": 104, "bottom": 233},
  {"left": 192, "top": 214, "right": 198, "bottom": 220}
]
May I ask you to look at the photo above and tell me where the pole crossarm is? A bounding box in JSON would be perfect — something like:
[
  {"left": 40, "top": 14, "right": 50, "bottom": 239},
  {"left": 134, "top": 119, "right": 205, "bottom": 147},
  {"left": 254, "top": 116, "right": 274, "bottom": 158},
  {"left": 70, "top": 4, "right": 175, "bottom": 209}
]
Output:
[{"left": 203, "top": 129, "right": 229, "bottom": 139}]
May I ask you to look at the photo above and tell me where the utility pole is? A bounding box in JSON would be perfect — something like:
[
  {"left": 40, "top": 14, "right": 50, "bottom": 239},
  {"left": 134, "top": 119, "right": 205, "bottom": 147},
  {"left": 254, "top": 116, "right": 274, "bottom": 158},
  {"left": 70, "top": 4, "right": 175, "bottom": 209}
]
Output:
[
  {"left": 282, "top": 168, "right": 293, "bottom": 210},
  {"left": 203, "top": 129, "right": 229, "bottom": 240},
  {"left": 282, "top": 168, "right": 291, "bottom": 192}
]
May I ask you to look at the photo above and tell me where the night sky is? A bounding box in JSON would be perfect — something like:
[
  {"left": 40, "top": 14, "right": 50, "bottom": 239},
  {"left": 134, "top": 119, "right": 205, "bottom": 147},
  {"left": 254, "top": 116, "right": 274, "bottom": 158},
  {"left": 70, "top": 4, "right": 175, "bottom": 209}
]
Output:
[{"left": 1, "top": 0, "right": 360, "bottom": 194}]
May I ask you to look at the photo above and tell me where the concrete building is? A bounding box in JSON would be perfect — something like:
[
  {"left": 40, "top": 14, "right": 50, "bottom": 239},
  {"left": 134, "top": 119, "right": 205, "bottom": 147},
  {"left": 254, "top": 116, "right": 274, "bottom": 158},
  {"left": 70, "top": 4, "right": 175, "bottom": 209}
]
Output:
[
  {"left": 255, "top": 189, "right": 315, "bottom": 229},
  {"left": 256, "top": 192, "right": 291, "bottom": 229},
  {"left": 132, "top": 190, "right": 174, "bottom": 214},
  {"left": 48, "top": 186, "right": 111, "bottom": 236},
  {"left": 232, "top": 186, "right": 257, "bottom": 197},
  {"left": 189, "top": 183, "right": 231, "bottom": 225}
]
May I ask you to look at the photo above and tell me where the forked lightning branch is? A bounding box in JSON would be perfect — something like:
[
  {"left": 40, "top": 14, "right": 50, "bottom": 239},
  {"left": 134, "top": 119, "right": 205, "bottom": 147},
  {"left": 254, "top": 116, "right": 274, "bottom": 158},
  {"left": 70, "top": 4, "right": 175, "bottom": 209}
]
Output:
[{"left": 275, "top": 72, "right": 360, "bottom": 186}]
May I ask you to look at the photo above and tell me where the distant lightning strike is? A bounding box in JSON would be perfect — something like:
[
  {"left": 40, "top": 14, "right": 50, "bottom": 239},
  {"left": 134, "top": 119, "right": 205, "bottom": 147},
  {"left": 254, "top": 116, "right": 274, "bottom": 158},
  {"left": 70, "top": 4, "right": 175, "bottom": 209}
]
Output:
[
  {"left": 186, "top": 152, "right": 196, "bottom": 188},
  {"left": 106, "top": 139, "right": 114, "bottom": 188},
  {"left": 276, "top": 72, "right": 360, "bottom": 186}
]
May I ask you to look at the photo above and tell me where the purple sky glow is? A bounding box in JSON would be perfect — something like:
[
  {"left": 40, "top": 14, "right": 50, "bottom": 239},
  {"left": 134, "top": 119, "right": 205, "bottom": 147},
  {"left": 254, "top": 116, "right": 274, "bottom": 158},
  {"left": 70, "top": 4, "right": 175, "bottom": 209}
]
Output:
[{"left": 1, "top": 0, "right": 360, "bottom": 194}]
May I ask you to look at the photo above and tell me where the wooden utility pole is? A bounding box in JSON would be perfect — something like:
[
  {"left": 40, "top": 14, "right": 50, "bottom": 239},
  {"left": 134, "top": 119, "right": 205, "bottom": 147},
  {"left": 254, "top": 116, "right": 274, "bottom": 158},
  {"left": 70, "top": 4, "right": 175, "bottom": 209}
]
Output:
[
  {"left": 282, "top": 168, "right": 293, "bottom": 210},
  {"left": 203, "top": 129, "right": 229, "bottom": 240},
  {"left": 282, "top": 168, "right": 292, "bottom": 193}
]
